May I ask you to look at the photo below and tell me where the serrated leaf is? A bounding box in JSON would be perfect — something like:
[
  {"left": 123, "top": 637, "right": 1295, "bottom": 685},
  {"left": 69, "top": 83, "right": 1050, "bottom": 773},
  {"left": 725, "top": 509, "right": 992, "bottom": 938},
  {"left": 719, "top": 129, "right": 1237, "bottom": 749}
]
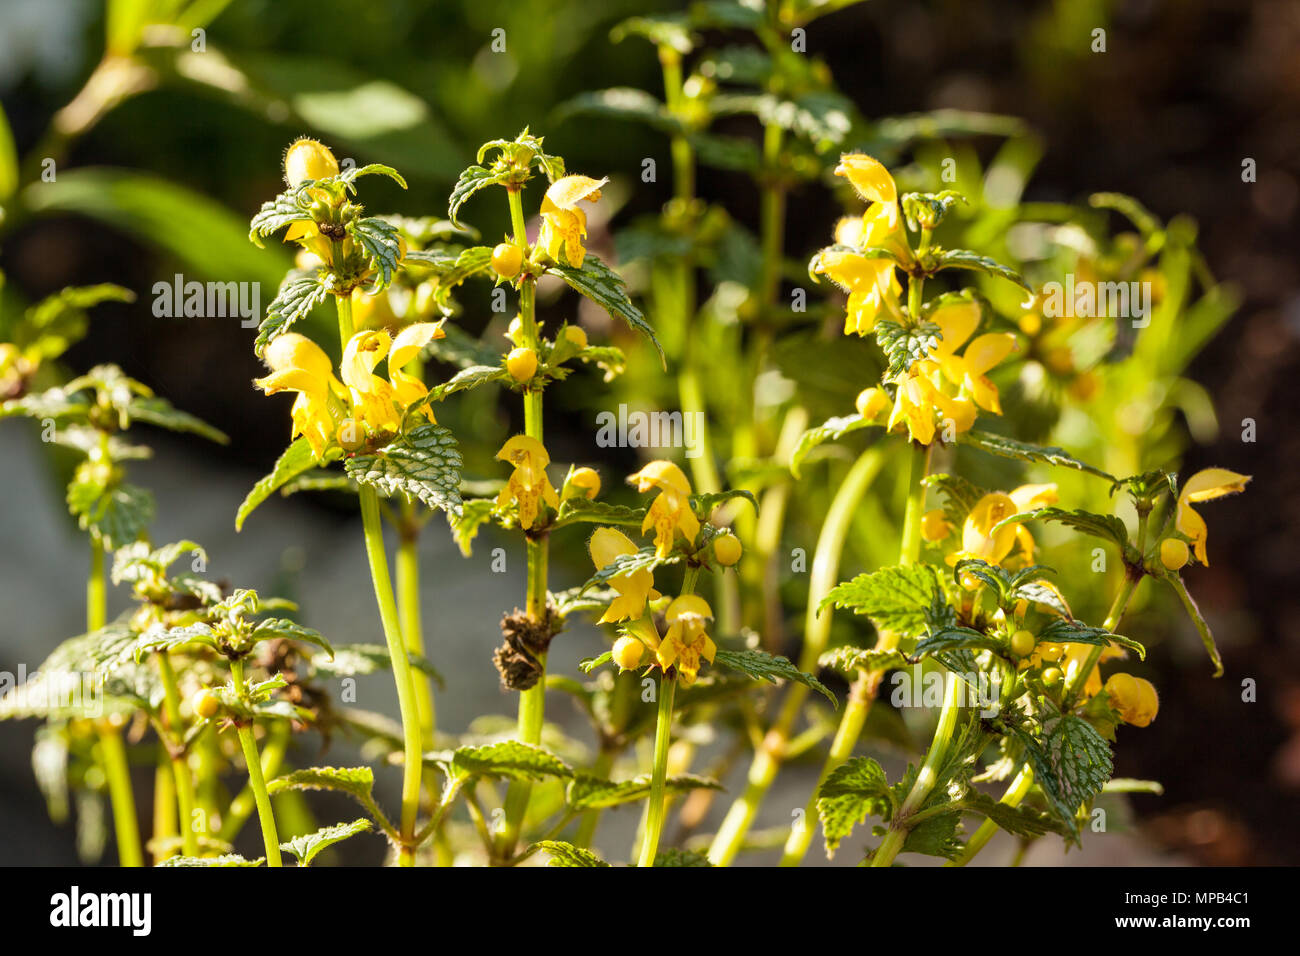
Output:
[
  {"left": 555, "top": 88, "right": 680, "bottom": 134},
  {"left": 790, "top": 414, "right": 872, "bottom": 478},
  {"left": 345, "top": 422, "right": 463, "bottom": 515},
  {"left": 530, "top": 840, "right": 610, "bottom": 867},
  {"left": 899, "top": 810, "right": 964, "bottom": 861},
  {"left": 876, "top": 319, "right": 941, "bottom": 377},
  {"left": 248, "top": 186, "right": 312, "bottom": 246},
  {"left": 818, "top": 646, "right": 909, "bottom": 675},
  {"left": 447, "top": 497, "right": 497, "bottom": 556},
  {"left": 1018, "top": 715, "right": 1113, "bottom": 839},
  {"left": 932, "top": 248, "right": 1031, "bottom": 293},
  {"left": 124, "top": 395, "right": 227, "bottom": 443},
  {"left": 960, "top": 429, "right": 1115, "bottom": 481},
  {"left": 913, "top": 624, "right": 1001, "bottom": 660},
  {"left": 448, "top": 165, "right": 507, "bottom": 228},
  {"left": 1037, "top": 618, "right": 1144, "bottom": 659},
  {"left": 923, "top": 472, "right": 987, "bottom": 528},
  {"left": 565, "top": 773, "right": 722, "bottom": 811},
  {"left": 820, "top": 565, "right": 941, "bottom": 637},
  {"left": 653, "top": 848, "right": 712, "bottom": 867},
  {"left": 962, "top": 790, "right": 1070, "bottom": 839},
  {"left": 352, "top": 217, "right": 403, "bottom": 291},
  {"left": 158, "top": 854, "right": 263, "bottom": 867},
  {"left": 580, "top": 547, "right": 681, "bottom": 593},
  {"left": 68, "top": 479, "right": 153, "bottom": 550},
  {"left": 551, "top": 497, "right": 647, "bottom": 530},
  {"left": 546, "top": 257, "right": 663, "bottom": 365},
  {"left": 711, "top": 647, "right": 836, "bottom": 706},
  {"left": 447, "top": 741, "right": 573, "bottom": 781},
  {"left": 252, "top": 617, "right": 334, "bottom": 658},
  {"left": 817, "top": 757, "right": 892, "bottom": 857},
  {"left": 339, "top": 164, "right": 407, "bottom": 189},
  {"left": 237, "top": 438, "right": 333, "bottom": 531},
  {"left": 254, "top": 273, "right": 331, "bottom": 355},
  {"left": 309, "top": 643, "right": 442, "bottom": 684},
  {"left": 425, "top": 364, "right": 510, "bottom": 402},
  {"left": 280, "top": 818, "right": 372, "bottom": 866},
  {"left": 268, "top": 766, "right": 375, "bottom": 802},
  {"left": 995, "top": 507, "right": 1130, "bottom": 551}
]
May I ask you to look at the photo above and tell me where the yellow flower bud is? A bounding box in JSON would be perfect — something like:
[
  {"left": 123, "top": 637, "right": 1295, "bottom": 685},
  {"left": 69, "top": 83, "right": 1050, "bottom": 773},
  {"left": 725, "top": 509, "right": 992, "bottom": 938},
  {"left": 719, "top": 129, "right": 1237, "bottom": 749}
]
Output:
[
  {"left": 1105, "top": 673, "right": 1159, "bottom": 727},
  {"left": 492, "top": 242, "right": 523, "bottom": 279},
  {"left": 855, "top": 386, "right": 889, "bottom": 420},
  {"left": 1017, "top": 313, "right": 1042, "bottom": 336},
  {"left": 1009, "top": 629, "right": 1036, "bottom": 658},
  {"left": 921, "top": 508, "right": 951, "bottom": 542},
  {"left": 1041, "top": 667, "right": 1064, "bottom": 688},
  {"left": 564, "top": 466, "right": 601, "bottom": 500},
  {"left": 283, "top": 138, "right": 339, "bottom": 187},
  {"left": 612, "top": 636, "right": 645, "bottom": 670},
  {"left": 192, "top": 689, "right": 220, "bottom": 720},
  {"left": 1036, "top": 642, "right": 1065, "bottom": 663},
  {"left": 713, "top": 532, "right": 742, "bottom": 566},
  {"left": 1160, "top": 537, "right": 1190, "bottom": 571},
  {"left": 506, "top": 347, "right": 538, "bottom": 383},
  {"left": 337, "top": 419, "right": 365, "bottom": 452},
  {"left": 563, "top": 325, "right": 588, "bottom": 350},
  {"left": 959, "top": 571, "right": 981, "bottom": 591}
]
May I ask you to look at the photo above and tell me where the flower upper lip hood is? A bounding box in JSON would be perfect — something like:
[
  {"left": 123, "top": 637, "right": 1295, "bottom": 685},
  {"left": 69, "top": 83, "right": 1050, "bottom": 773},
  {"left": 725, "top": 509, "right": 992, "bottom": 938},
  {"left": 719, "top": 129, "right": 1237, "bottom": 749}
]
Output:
[
  {"left": 954, "top": 483, "right": 1059, "bottom": 567},
  {"left": 253, "top": 333, "right": 343, "bottom": 460},
  {"left": 628, "top": 460, "right": 691, "bottom": 497},
  {"left": 538, "top": 174, "right": 607, "bottom": 268},
  {"left": 588, "top": 526, "right": 660, "bottom": 625},
  {"left": 1175, "top": 467, "right": 1251, "bottom": 565}
]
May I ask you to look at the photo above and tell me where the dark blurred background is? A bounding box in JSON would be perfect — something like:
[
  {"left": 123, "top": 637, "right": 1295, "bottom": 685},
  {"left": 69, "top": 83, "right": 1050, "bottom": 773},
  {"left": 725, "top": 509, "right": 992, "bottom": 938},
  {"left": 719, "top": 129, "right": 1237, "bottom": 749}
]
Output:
[{"left": 1, "top": 0, "right": 1296, "bottom": 864}]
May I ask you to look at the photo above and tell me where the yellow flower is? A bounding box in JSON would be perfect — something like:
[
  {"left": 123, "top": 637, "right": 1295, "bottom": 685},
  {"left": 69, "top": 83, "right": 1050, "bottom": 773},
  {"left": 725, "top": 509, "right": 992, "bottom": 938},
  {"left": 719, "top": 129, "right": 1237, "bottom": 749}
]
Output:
[
  {"left": 885, "top": 362, "right": 973, "bottom": 445},
  {"left": 814, "top": 248, "right": 902, "bottom": 335},
  {"left": 253, "top": 333, "right": 342, "bottom": 460},
  {"left": 929, "top": 301, "right": 1018, "bottom": 414},
  {"left": 628, "top": 460, "right": 701, "bottom": 558},
  {"left": 835, "top": 153, "right": 899, "bottom": 228},
  {"left": 496, "top": 435, "right": 560, "bottom": 530},
  {"left": 1105, "top": 673, "right": 1159, "bottom": 727},
  {"left": 538, "top": 175, "right": 607, "bottom": 268},
  {"left": 954, "top": 484, "right": 1058, "bottom": 567},
  {"left": 655, "top": 595, "right": 717, "bottom": 686},
  {"left": 589, "top": 527, "right": 661, "bottom": 624},
  {"left": 1174, "top": 468, "right": 1251, "bottom": 565},
  {"left": 341, "top": 322, "right": 445, "bottom": 432},
  {"left": 563, "top": 466, "right": 601, "bottom": 500},
  {"left": 283, "top": 138, "right": 339, "bottom": 187}
]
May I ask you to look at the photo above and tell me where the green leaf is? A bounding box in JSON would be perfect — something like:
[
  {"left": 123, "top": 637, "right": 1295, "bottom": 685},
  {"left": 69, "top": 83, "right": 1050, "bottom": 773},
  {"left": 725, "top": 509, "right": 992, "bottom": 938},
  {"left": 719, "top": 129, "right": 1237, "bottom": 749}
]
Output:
[
  {"left": 959, "top": 429, "right": 1115, "bottom": 482},
  {"left": 345, "top": 423, "right": 463, "bottom": 515},
  {"left": 900, "top": 810, "right": 964, "bottom": 861},
  {"left": 690, "top": 489, "right": 758, "bottom": 518},
  {"left": 530, "top": 841, "right": 610, "bottom": 867},
  {"left": 962, "top": 790, "right": 1070, "bottom": 839},
  {"left": 820, "top": 565, "right": 941, "bottom": 637},
  {"left": 237, "top": 438, "right": 332, "bottom": 531},
  {"left": 791, "top": 414, "right": 872, "bottom": 478},
  {"left": 268, "top": 766, "right": 375, "bottom": 803},
  {"left": 425, "top": 364, "right": 510, "bottom": 402},
  {"left": 1018, "top": 716, "right": 1113, "bottom": 839},
  {"left": 923, "top": 473, "right": 987, "bottom": 527},
  {"left": 447, "top": 166, "right": 508, "bottom": 228},
  {"left": 17, "top": 284, "right": 134, "bottom": 363},
  {"left": 913, "top": 625, "right": 1001, "bottom": 659},
  {"left": 0, "top": 101, "right": 16, "bottom": 200},
  {"left": 67, "top": 479, "right": 153, "bottom": 550},
  {"left": 931, "top": 248, "right": 1031, "bottom": 293},
  {"left": 132, "top": 622, "right": 221, "bottom": 659},
  {"left": 280, "top": 819, "right": 372, "bottom": 866},
  {"left": 309, "top": 643, "right": 442, "bottom": 685},
  {"left": 565, "top": 773, "right": 722, "bottom": 811},
  {"left": 158, "top": 854, "right": 263, "bottom": 867},
  {"left": 1090, "top": 192, "right": 1162, "bottom": 239},
  {"left": 338, "top": 164, "right": 407, "bottom": 189},
  {"left": 610, "top": 13, "right": 696, "bottom": 52},
  {"left": 546, "top": 257, "right": 664, "bottom": 365},
  {"left": 1037, "top": 619, "right": 1145, "bottom": 659},
  {"left": 580, "top": 547, "right": 681, "bottom": 593},
  {"left": 817, "top": 757, "right": 892, "bottom": 857},
  {"left": 248, "top": 185, "right": 313, "bottom": 246},
  {"left": 551, "top": 497, "right": 647, "bottom": 530},
  {"left": 876, "top": 319, "right": 941, "bottom": 377},
  {"left": 124, "top": 395, "right": 228, "bottom": 443},
  {"left": 255, "top": 272, "right": 331, "bottom": 356},
  {"left": 555, "top": 88, "right": 680, "bottom": 134},
  {"left": 994, "top": 507, "right": 1130, "bottom": 550},
  {"left": 252, "top": 618, "right": 334, "bottom": 658},
  {"left": 711, "top": 647, "right": 836, "bottom": 706},
  {"left": 352, "top": 217, "right": 403, "bottom": 291},
  {"left": 446, "top": 498, "right": 498, "bottom": 557},
  {"left": 654, "top": 848, "right": 713, "bottom": 867},
  {"left": 447, "top": 741, "right": 573, "bottom": 781},
  {"left": 818, "top": 646, "right": 909, "bottom": 675}
]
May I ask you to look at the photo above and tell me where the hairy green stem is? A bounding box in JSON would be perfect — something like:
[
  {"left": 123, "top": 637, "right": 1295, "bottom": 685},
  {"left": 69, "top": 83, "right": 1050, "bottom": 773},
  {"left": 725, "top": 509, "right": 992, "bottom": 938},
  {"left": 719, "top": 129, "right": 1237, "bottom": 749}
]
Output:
[
  {"left": 156, "top": 652, "right": 199, "bottom": 858},
  {"left": 219, "top": 720, "right": 289, "bottom": 843},
  {"left": 97, "top": 728, "right": 142, "bottom": 867},
  {"left": 232, "top": 659, "right": 281, "bottom": 868},
  {"left": 637, "top": 676, "right": 677, "bottom": 867},
  {"left": 396, "top": 522, "right": 436, "bottom": 745}
]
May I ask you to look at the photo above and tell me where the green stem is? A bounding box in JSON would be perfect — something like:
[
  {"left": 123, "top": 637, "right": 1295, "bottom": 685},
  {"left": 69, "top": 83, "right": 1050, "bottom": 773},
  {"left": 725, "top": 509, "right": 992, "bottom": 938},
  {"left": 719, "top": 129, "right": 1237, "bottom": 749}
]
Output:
[
  {"left": 707, "top": 445, "right": 884, "bottom": 866},
  {"left": 156, "top": 652, "right": 199, "bottom": 858},
  {"left": 871, "top": 668, "right": 963, "bottom": 867},
  {"left": 899, "top": 442, "right": 931, "bottom": 568},
  {"left": 97, "top": 728, "right": 142, "bottom": 867},
  {"left": 397, "top": 520, "right": 436, "bottom": 745},
  {"left": 88, "top": 538, "right": 106, "bottom": 631},
  {"left": 637, "top": 676, "right": 677, "bottom": 867},
  {"left": 232, "top": 660, "right": 281, "bottom": 868},
  {"left": 496, "top": 185, "right": 550, "bottom": 862},
  {"left": 152, "top": 756, "right": 176, "bottom": 864},
  {"left": 573, "top": 749, "right": 616, "bottom": 849},
  {"left": 360, "top": 485, "right": 424, "bottom": 866},
  {"left": 219, "top": 720, "right": 289, "bottom": 843}
]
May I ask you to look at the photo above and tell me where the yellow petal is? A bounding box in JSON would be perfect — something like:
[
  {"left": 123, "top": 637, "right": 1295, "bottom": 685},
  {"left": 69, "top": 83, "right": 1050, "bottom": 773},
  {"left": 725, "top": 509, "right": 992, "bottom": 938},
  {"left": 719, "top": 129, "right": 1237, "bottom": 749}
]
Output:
[
  {"left": 1180, "top": 468, "right": 1251, "bottom": 503},
  {"left": 1009, "top": 483, "right": 1058, "bottom": 511},
  {"left": 590, "top": 526, "right": 637, "bottom": 570},
  {"left": 543, "top": 175, "right": 608, "bottom": 212},
  {"left": 389, "top": 321, "right": 445, "bottom": 371},
  {"left": 962, "top": 332, "right": 1018, "bottom": 376},
  {"left": 628, "top": 460, "right": 692, "bottom": 496},
  {"left": 342, "top": 330, "right": 391, "bottom": 393},
  {"left": 834, "top": 153, "right": 897, "bottom": 206},
  {"left": 497, "top": 434, "right": 550, "bottom": 468},
  {"left": 930, "top": 302, "right": 980, "bottom": 357}
]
